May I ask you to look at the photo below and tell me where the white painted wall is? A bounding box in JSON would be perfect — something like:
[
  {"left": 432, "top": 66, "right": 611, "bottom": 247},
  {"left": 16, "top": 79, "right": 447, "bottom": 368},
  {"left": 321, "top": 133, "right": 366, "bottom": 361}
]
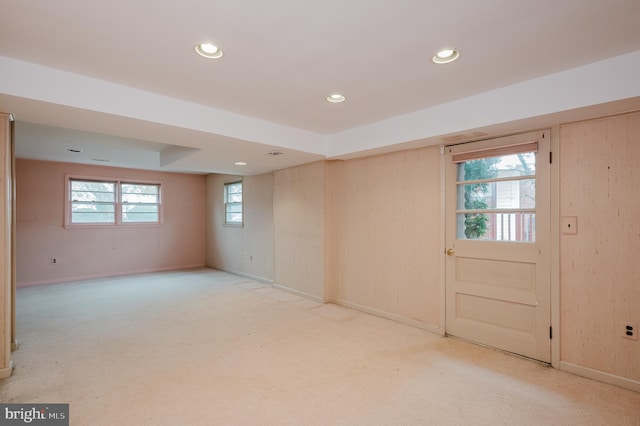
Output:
[{"left": 15, "top": 159, "right": 207, "bottom": 286}]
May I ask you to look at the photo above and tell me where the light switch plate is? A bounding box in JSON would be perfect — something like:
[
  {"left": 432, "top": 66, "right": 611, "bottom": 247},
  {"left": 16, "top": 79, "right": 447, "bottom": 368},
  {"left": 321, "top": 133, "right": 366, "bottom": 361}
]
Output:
[{"left": 561, "top": 216, "right": 577, "bottom": 235}]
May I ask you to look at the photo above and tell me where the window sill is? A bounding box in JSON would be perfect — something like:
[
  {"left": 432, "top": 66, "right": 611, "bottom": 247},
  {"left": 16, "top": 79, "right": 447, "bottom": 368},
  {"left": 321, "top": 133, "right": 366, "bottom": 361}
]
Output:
[
  {"left": 64, "top": 222, "right": 163, "bottom": 230},
  {"left": 223, "top": 223, "right": 243, "bottom": 228}
]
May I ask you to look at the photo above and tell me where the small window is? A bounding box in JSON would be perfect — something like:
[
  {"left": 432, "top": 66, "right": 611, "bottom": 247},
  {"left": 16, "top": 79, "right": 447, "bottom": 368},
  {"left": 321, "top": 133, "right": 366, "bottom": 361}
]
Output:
[
  {"left": 121, "top": 183, "right": 160, "bottom": 223},
  {"left": 224, "top": 181, "right": 243, "bottom": 225},
  {"left": 67, "top": 177, "right": 162, "bottom": 226},
  {"left": 70, "top": 179, "right": 116, "bottom": 224}
]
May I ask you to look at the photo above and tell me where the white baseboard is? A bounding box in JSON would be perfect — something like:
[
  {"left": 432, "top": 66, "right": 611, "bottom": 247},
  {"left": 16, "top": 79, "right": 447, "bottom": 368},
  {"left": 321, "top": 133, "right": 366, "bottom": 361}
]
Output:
[
  {"left": 220, "top": 269, "right": 274, "bottom": 285},
  {"left": 272, "top": 283, "right": 324, "bottom": 303},
  {"left": 333, "top": 298, "right": 444, "bottom": 335},
  {"left": 560, "top": 361, "right": 640, "bottom": 392},
  {"left": 16, "top": 264, "right": 207, "bottom": 288},
  {"left": 0, "top": 360, "right": 13, "bottom": 379}
]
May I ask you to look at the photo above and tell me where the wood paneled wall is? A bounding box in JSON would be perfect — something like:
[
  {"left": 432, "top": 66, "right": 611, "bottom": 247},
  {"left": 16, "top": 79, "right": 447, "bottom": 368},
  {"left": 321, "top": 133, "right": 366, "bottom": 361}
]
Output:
[
  {"left": 206, "top": 173, "right": 274, "bottom": 282},
  {"left": 206, "top": 111, "right": 640, "bottom": 385},
  {"left": 560, "top": 112, "right": 640, "bottom": 381},
  {"left": 328, "top": 147, "right": 442, "bottom": 327},
  {"left": 273, "top": 162, "right": 327, "bottom": 300}
]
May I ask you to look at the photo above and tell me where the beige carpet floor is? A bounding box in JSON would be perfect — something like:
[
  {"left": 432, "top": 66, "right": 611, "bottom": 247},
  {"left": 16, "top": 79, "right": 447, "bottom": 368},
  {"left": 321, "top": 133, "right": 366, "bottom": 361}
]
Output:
[{"left": 1, "top": 268, "right": 638, "bottom": 425}]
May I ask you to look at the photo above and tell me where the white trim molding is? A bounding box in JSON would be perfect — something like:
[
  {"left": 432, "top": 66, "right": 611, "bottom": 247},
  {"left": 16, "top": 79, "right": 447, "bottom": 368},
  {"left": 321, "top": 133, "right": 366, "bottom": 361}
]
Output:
[
  {"left": 334, "top": 298, "right": 443, "bottom": 335},
  {"left": 560, "top": 361, "right": 640, "bottom": 393},
  {"left": 273, "top": 283, "right": 324, "bottom": 303},
  {"left": 550, "top": 126, "right": 561, "bottom": 369}
]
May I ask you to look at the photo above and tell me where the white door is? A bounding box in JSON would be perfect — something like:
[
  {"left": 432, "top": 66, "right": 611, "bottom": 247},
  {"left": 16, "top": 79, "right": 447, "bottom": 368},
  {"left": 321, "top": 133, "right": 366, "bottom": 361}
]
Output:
[{"left": 445, "top": 130, "right": 551, "bottom": 362}]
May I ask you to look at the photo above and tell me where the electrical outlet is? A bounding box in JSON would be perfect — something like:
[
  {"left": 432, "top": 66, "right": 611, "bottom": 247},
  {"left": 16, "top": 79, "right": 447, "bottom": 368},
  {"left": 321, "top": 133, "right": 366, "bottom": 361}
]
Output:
[{"left": 621, "top": 322, "right": 639, "bottom": 341}]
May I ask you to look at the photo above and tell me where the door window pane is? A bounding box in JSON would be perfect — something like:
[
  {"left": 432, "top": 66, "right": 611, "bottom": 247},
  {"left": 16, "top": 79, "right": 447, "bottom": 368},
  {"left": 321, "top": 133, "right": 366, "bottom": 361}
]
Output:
[
  {"left": 457, "top": 212, "right": 536, "bottom": 242},
  {"left": 457, "top": 179, "right": 535, "bottom": 210},
  {"left": 456, "top": 152, "right": 536, "bottom": 242}
]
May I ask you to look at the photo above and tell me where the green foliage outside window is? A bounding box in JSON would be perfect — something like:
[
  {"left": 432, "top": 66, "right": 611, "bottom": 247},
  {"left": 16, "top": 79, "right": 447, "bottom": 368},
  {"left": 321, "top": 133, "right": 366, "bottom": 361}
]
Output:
[{"left": 463, "top": 158, "right": 499, "bottom": 239}]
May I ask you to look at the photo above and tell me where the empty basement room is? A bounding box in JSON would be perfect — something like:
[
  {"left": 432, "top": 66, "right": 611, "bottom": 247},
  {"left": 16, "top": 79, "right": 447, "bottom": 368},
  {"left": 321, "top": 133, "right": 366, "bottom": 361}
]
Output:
[{"left": 2, "top": 1, "right": 640, "bottom": 425}]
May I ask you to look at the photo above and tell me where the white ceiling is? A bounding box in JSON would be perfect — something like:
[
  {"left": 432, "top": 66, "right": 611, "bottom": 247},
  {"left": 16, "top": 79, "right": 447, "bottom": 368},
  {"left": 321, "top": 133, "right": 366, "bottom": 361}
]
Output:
[{"left": 1, "top": 0, "right": 640, "bottom": 175}]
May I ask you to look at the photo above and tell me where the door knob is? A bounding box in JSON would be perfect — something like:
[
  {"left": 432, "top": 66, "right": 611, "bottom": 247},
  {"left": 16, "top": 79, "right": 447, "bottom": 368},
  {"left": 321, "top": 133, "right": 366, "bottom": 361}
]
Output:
[{"left": 446, "top": 248, "right": 455, "bottom": 256}]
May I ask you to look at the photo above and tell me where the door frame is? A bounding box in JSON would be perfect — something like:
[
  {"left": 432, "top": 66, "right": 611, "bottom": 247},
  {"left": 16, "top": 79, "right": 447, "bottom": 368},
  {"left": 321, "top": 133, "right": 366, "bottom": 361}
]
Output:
[
  {"left": 438, "top": 129, "right": 560, "bottom": 368},
  {"left": 550, "top": 126, "right": 560, "bottom": 369}
]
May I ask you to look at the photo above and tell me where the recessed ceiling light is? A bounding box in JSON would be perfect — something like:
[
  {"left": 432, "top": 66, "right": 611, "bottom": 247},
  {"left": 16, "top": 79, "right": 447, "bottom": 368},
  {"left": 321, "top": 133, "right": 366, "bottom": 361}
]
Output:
[
  {"left": 432, "top": 48, "right": 460, "bottom": 64},
  {"left": 234, "top": 161, "right": 247, "bottom": 166},
  {"left": 326, "top": 93, "right": 346, "bottom": 103},
  {"left": 195, "top": 43, "right": 224, "bottom": 59}
]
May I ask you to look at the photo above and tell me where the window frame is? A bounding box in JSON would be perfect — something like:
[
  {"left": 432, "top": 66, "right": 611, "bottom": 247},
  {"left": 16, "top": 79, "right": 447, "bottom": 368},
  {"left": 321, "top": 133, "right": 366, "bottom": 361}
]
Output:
[
  {"left": 65, "top": 175, "right": 163, "bottom": 228},
  {"left": 223, "top": 179, "right": 243, "bottom": 227},
  {"left": 120, "top": 181, "right": 162, "bottom": 224}
]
